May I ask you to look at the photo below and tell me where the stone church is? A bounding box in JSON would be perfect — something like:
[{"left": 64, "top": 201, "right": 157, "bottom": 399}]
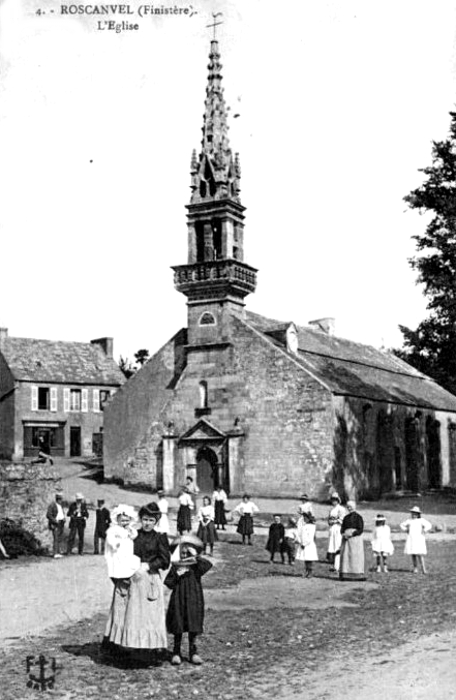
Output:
[{"left": 104, "top": 39, "right": 456, "bottom": 500}]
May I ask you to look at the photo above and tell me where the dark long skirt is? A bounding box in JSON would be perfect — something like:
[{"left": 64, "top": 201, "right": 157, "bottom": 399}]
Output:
[
  {"left": 214, "top": 501, "right": 227, "bottom": 527},
  {"left": 236, "top": 514, "right": 254, "bottom": 536},
  {"left": 177, "top": 505, "right": 192, "bottom": 534},
  {"left": 196, "top": 521, "right": 218, "bottom": 545}
]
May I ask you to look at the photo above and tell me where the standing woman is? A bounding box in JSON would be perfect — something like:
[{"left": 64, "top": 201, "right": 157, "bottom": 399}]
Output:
[
  {"left": 327, "top": 493, "right": 346, "bottom": 573},
  {"left": 155, "top": 490, "right": 170, "bottom": 536},
  {"left": 234, "top": 494, "right": 259, "bottom": 545},
  {"left": 103, "top": 502, "right": 170, "bottom": 657},
  {"left": 339, "top": 500, "right": 366, "bottom": 581},
  {"left": 177, "top": 487, "right": 194, "bottom": 535},
  {"left": 212, "top": 485, "right": 228, "bottom": 531}
]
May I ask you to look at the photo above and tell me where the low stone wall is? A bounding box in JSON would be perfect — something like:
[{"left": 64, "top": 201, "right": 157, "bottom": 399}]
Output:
[{"left": 0, "top": 461, "right": 62, "bottom": 552}]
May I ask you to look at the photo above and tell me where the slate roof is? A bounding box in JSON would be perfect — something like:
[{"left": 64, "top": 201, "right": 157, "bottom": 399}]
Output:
[
  {"left": 0, "top": 337, "right": 124, "bottom": 386},
  {"left": 245, "top": 311, "right": 456, "bottom": 412}
]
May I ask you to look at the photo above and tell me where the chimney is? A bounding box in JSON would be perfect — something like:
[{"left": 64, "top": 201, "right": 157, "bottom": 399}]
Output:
[
  {"left": 0, "top": 327, "right": 8, "bottom": 350},
  {"left": 91, "top": 337, "right": 114, "bottom": 358},
  {"left": 308, "top": 318, "right": 335, "bottom": 336}
]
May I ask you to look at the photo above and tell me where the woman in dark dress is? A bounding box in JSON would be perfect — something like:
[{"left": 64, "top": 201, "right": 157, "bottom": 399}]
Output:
[
  {"left": 339, "top": 500, "right": 366, "bottom": 581},
  {"left": 103, "top": 502, "right": 170, "bottom": 655},
  {"left": 165, "top": 534, "right": 212, "bottom": 665}
]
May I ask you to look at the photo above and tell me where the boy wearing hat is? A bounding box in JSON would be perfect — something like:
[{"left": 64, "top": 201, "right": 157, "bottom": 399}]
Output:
[
  {"left": 94, "top": 499, "right": 111, "bottom": 555},
  {"left": 66, "top": 493, "right": 89, "bottom": 555}
]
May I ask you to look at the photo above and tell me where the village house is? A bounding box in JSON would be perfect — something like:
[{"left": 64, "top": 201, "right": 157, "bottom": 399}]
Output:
[
  {"left": 0, "top": 329, "right": 124, "bottom": 461},
  {"left": 103, "top": 39, "right": 456, "bottom": 500}
]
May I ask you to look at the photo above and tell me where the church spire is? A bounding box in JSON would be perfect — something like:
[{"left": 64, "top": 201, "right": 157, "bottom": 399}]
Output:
[
  {"left": 190, "top": 40, "right": 241, "bottom": 204},
  {"left": 173, "top": 33, "right": 257, "bottom": 346}
]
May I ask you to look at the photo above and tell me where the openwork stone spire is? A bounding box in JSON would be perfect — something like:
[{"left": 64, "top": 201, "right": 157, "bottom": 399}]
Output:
[{"left": 190, "top": 40, "right": 241, "bottom": 204}]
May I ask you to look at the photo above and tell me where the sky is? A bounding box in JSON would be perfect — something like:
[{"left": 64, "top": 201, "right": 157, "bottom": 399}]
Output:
[{"left": 1, "top": 0, "right": 456, "bottom": 363}]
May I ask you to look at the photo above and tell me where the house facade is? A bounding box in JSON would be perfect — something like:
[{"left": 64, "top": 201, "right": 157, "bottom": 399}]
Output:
[
  {"left": 0, "top": 329, "right": 124, "bottom": 461},
  {"left": 103, "top": 39, "right": 456, "bottom": 500}
]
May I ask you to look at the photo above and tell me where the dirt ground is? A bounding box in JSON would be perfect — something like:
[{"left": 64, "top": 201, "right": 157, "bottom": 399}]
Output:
[{"left": 1, "top": 459, "right": 455, "bottom": 699}]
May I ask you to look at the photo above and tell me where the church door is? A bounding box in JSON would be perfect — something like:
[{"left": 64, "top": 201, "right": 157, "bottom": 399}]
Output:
[{"left": 196, "top": 446, "right": 218, "bottom": 494}]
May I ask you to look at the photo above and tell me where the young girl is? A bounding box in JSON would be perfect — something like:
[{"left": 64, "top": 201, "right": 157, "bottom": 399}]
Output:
[
  {"left": 177, "top": 487, "right": 194, "bottom": 535},
  {"left": 234, "top": 494, "right": 259, "bottom": 545},
  {"left": 212, "top": 485, "right": 228, "bottom": 530},
  {"left": 155, "top": 490, "right": 170, "bottom": 535},
  {"left": 105, "top": 504, "right": 141, "bottom": 581},
  {"left": 282, "top": 517, "right": 298, "bottom": 565},
  {"left": 196, "top": 496, "right": 218, "bottom": 555},
  {"left": 295, "top": 512, "right": 318, "bottom": 577},
  {"left": 266, "top": 514, "right": 285, "bottom": 563},
  {"left": 371, "top": 514, "right": 394, "bottom": 572},
  {"left": 400, "top": 506, "right": 432, "bottom": 574},
  {"left": 165, "top": 534, "right": 212, "bottom": 666}
]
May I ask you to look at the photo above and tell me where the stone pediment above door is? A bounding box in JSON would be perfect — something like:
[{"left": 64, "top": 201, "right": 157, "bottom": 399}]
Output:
[{"left": 179, "top": 418, "right": 227, "bottom": 444}]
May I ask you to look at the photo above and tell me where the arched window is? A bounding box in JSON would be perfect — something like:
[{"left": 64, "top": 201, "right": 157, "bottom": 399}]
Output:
[
  {"left": 199, "top": 381, "right": 208, "bottom": 409},
  {"left": 199, "top": 312, "right": 216, "bottom": 326}
]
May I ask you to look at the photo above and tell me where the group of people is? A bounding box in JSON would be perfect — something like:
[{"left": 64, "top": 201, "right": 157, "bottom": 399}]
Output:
[
  {"left": 102, "top": 500, "right": 211, "bottom": 666},
  {"left": 46, "top": 492, "right": 108, "bottom": 558},
  {"left": 264, "top": 493, "right": 433, "bottom": 580}
]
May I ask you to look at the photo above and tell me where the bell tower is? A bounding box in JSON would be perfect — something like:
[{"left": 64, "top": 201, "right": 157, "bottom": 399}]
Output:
[{"left": 173, "top": 38, "right": 257, "bottom": 346}]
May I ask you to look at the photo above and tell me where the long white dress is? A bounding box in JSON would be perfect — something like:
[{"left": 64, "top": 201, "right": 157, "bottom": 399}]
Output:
[
  {"left": 327, "top": 504, "right": 346, "bottom": 554},
  {"left": 295, "top": 520, "right": 318, "bottom": 562},
  {"left": 155, "top": 498, "right": 170, "bottom": 535},
  {"left": 400, "top": 517, "right": 432, "bottom": 555}
]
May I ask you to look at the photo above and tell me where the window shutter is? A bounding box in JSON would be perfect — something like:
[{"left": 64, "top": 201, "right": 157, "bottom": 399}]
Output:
[
  {"left": 93, "top": 389, "right": 100, "bottom": 412},
  {"left": 50, "top": 387, "right": 58, "bottom": 412},
  {"left": 81, "top": 389, "right": 88, "bottom": 413},
  {"left": 63, "top": 388, "right": 70, "bottom": 412},
  {"left": 31, "top": 386, "right": 38, "bottom": 411}
]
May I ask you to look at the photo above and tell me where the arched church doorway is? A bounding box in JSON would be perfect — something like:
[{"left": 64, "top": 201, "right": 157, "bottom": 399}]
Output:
[{"left": 196, "top": 446, "right": 218, "bottom": 494}]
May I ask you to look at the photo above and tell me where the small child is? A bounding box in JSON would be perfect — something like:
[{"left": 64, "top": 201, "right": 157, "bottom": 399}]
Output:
[
  {"left": 165, "top": 534, "right": 212, "bottom": 666},
  {"left": 234, "top": 494, "right": 259, "bottom": 545},
  {"left": 400, "top": 506, "right": 432, "bottom": 574},
  {"left": 295, "top": 512, "right": 318, "bottom": 577},
  {"left": 105, "top": 504, "right": 143, "bottom": 587},
  {"left": 281, "top": 517, "right": 297, "bottom": 565},
  {"left": 196, "top": 496, "right": 218, "bottom": 555},
  {"left": 371, "top": 514, "right": 394, "bottom": 572},
  {"left": 266, "top": 514, "right": 285, "bottom": 563}
]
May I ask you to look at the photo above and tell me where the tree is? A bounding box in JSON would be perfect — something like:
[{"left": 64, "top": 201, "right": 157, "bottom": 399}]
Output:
[
  {"left": 118, "top": 355, "right": 135, "bottom": 379},
  {"left": 134, "top": 348, "right": 150, "bottom": 366},
  {"left": 395, "top": 111, "right": 456, "bottom": 395}
]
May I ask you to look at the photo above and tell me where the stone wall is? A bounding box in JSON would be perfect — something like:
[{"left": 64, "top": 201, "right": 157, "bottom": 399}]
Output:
[
  {"left": 0, "top": 461, "right": 62, "bottom": 551},
  {"left": 333, "top": 397, "right": 456, "bottom": 499}
]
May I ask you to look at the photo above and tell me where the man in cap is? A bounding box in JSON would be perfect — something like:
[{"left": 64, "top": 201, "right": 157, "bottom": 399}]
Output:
[
  {"left": 46, "top": 492, "right": 65, "bottom": 558},
  {"left": 93, "top": 498, "right": 111, "bottom": 555},
  {"left": 66, "top": 493, "right": 89, "bottom": 555}
]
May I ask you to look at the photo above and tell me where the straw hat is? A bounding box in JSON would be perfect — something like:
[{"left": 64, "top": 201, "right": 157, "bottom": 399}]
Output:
[
  {"left": 75, "top": 492, "right": 84, "bottom": 500},
  {"left": 170, "top": 533, "right": 204, "bottom": 552},
  {"left": 409, "top": 506, "right": 422, "bottom": 514}
]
